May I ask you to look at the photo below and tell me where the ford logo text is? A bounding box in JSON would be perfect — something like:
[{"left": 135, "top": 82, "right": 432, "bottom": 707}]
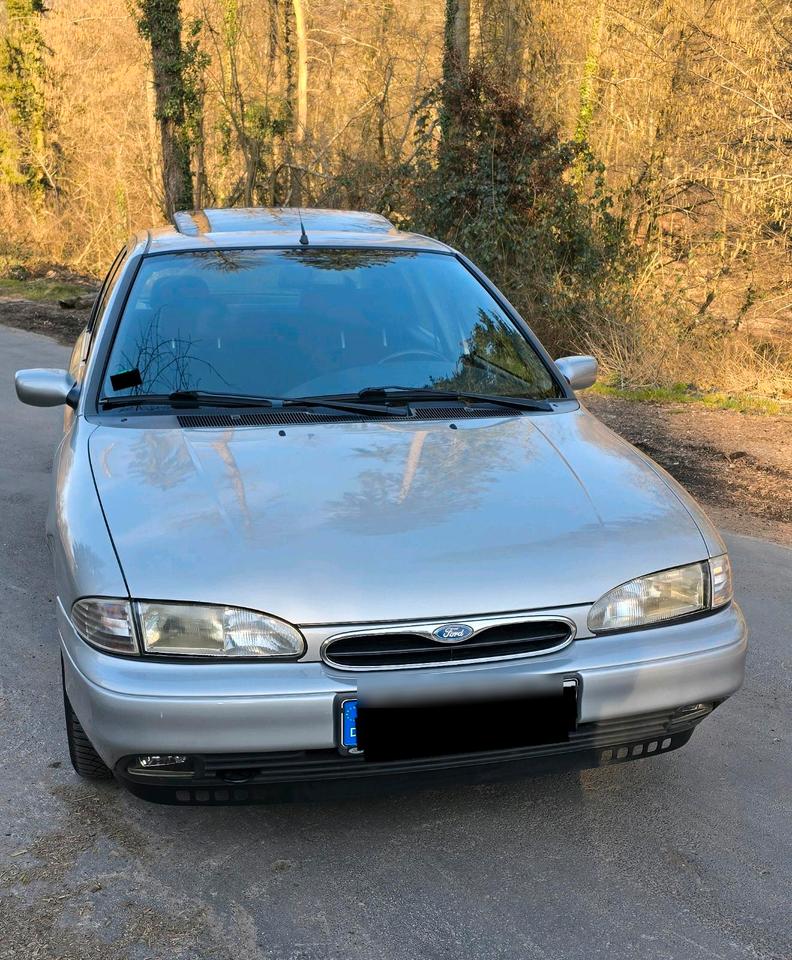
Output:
[{"left": 432, "top": 623, "right": 475, "bottom": 643}]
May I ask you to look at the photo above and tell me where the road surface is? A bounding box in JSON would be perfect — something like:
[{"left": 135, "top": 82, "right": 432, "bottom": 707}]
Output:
[{"left": 0, "top": 323, "right": 789, "bottom": 960}]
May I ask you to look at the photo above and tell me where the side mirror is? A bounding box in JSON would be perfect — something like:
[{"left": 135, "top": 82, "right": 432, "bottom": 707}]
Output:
[
  {"left": 555, "top": 355, "right": 598, "bottom": 391},
  {"left": 15, "top": 368, "right": 78, "bottom": 408}
]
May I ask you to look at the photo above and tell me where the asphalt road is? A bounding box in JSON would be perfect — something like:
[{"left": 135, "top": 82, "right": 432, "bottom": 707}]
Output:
[{"left": 0, "top": 323, "right": 790, "bottom": 960}]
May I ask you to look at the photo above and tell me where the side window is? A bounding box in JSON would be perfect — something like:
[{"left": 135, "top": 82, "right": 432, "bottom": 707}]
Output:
[{"left": 83, "top": 246, "right": 128, "bottom": 359}]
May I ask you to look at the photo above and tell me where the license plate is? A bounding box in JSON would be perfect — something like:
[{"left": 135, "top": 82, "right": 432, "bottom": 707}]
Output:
[{"left": 338, "top": 679, "right": 576, "bottom": 761}]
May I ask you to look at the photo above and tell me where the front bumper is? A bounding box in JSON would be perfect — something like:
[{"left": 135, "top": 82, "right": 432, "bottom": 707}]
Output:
[
  {"left": 114, "top": 707, "right": 711, "bottom": 803},
  {"left": 58, "top": 599, "right": 747, "bottom": 796}
]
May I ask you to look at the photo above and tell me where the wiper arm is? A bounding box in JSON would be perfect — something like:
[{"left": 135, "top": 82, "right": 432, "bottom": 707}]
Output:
[
  {"left": 356, "top": 386, "right": 553, "bottom": 412},
  {"left": 283, "top": 395, "right": 407, "bottom": 416}
]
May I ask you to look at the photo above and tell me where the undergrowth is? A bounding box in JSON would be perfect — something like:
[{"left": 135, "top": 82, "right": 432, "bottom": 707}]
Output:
[
  {"left": 0, "top": 277, "right": 91, "bottom": 302},
  {"left": 589, "top": 381, "right": 784, "bottom": 416}
]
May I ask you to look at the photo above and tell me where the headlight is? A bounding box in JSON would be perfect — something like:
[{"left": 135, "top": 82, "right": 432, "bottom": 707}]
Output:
[
  {"left": 72, "top": 598, "right": 138, "bottom": 655},
  {"left": 138, "top": 602, "right": 305, "bottom": 658},
  {"left": 71, "top": 599, "right": 305, "bottom": 658},
  {"left": 587, "top": 555, "right": 732, "bottom": 634}
]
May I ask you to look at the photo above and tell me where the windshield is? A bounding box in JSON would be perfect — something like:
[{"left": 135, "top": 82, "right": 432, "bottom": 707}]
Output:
[{"left": 100, "top": 249, "right": 562, "bottom": 403}]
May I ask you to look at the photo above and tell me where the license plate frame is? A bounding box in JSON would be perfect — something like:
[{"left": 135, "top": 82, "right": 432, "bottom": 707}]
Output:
[{"left": 336, "top": 679, "right": 577, "bottom": 761}]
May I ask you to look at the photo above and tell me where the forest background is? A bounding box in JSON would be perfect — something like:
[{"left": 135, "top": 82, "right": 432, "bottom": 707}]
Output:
[{"left": 1, "top": 0, "right": 791, "bottom": 403}]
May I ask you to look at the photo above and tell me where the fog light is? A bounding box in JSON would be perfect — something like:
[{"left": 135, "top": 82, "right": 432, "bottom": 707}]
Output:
[
  {"left": 130, "top": 754, "right": 195, "bottom": 780},
  {"left": 674, "top": 703, "right": 711, "bottom": 717},
  {"left": 137, "top": 754, "right": 189, "bottom": 768}
]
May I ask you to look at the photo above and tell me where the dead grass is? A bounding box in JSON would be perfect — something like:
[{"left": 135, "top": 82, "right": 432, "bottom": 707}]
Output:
[{"left": 586, "top": 313, "right": 792, "bottom": 409}]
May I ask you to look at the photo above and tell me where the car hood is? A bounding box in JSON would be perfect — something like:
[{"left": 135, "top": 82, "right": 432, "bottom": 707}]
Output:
[{"left": 88, "top": 408, "right": 710, "bottom": 625}]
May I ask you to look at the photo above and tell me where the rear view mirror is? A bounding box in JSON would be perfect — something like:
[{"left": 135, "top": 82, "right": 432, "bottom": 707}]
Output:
[
  {"left": 15, "top": 368, "right": 78, "bottom": 408},
  {"left": 554, "top": 355, "right": 598, "bottom": 391}
]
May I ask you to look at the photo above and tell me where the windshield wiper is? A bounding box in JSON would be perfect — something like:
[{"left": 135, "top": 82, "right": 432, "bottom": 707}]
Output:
[
  {"left": 100, "top": 390, "right": 405, "bottom": 416},
  {"left": 355, "top": 386, "right": 553, "bottom": 412},
  {"left": 99, "top": 390, "right": 276, "bottom": 411}
]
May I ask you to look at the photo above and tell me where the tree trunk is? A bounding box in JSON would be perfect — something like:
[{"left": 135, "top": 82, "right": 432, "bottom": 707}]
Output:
[
  {"left": 293, "top": 0, "right": 308, "bottom": 144},
  {"left": 441, "top": 0, "right": 470, "bottom": 144},
  {"left": 136, "top": 0, "right": 194, "bottom": 218},
  {"left": 479, "top": 0, "right": 528, "bottom": 88},
  {"left": 375, "top": 0, "right": 394, "bottom": 163},
  {"left": 193, "top": 108, "right": 207, "bottom": 209},
  {"left": 285, "top": 0, "right": 308, "bottom": 204},
  {"left": 145, "top": 67, "right": 161, "bottom": 221},
  {"left": 640, "top": 23, "right": 691, "bottom": 245},
  {"left": 443, "top": 0, "right": 469, "bottom": 83}
]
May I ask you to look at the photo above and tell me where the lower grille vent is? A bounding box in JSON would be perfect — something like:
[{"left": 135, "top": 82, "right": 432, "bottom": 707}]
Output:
[
  {"left": 119, "top": 706, "right": 712, "bottom": 801},
  {"left": 323, "top": 620, "right": 573, "bottom": 669}
]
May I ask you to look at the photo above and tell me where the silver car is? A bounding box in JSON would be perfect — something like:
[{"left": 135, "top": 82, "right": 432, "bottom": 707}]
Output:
[{"left": 15, "top": 208, "right": 747, "bottom": 804}]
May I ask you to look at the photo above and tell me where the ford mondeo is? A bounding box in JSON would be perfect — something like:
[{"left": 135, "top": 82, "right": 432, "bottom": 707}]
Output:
[{"left": 15, "top": 208, "right": 747, "bottom": 803}]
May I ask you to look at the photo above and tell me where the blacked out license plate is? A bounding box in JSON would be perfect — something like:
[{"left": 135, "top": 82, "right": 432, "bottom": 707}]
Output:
[{"left": 338, "top": 677, "right": 576, "bottom": 762}]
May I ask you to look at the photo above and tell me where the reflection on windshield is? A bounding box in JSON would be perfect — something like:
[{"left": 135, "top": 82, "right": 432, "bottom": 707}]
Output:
[
  {"left": 114, "top": 315, "right": 230, "bottom": 397},
  {"left": 431, "top": 309, "right": 537, "bottom": 393},
  {"left": 280, "top": 248, "right": 413, "bottom": 271},
  {"left": 102, "top": 249, "right": 561, "bottom": 402}
]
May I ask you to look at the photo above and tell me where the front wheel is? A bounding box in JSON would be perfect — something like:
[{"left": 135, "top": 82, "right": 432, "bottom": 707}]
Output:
[{"left": 62, "top": 669, "right": 112, "bottom": 780}]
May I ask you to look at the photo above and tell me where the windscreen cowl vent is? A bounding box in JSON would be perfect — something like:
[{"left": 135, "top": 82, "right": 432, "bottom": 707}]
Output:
[{"left": 176, "top": 406, "right": 520, "bottom": 429}]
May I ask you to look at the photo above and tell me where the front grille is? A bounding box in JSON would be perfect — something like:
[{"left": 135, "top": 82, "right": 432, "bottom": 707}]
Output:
[
  {"left": 322, "top": 619, "right": 574, "bottom": 669},
  {"left": 177, "top": 405, "right": 518, "bottom": 429}
]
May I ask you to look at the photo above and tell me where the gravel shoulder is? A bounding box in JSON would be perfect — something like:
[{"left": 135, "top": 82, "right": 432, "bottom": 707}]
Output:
[
  {"left": 0, "top": 296, "right": 91, "bottom": 346},
  {"left": 584, "top": 394, "right": 792, "bottom": 546}
]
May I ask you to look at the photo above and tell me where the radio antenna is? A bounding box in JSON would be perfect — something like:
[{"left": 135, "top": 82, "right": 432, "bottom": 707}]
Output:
[{"left": 298, "top": 209, "right": 309, "bottom": 246}]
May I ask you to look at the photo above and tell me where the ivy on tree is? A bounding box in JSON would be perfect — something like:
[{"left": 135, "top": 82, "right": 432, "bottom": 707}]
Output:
[
  {"left": 0, "top": 0, "right": 47, "bottom": 196},
  {"left": 135, "top": 0, "right": 199, "bottom": 217}
]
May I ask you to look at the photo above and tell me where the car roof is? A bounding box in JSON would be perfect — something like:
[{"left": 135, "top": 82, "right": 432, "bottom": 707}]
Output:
[{"left": 135, "top": 207, "right": 451, "bottom": 255}]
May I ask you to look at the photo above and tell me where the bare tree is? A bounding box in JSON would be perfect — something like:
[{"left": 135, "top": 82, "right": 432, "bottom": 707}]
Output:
[
  {"left": 283, "top": 0, "right": 309, "bottom": 203},
  {"left": 293, "top": 0, "right": 308, "bottom": 145},
  {"left": 574, "top": 0, "right": 606, "bottom": 146}
]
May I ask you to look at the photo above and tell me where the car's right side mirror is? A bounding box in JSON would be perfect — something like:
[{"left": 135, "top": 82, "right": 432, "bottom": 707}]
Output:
[
  {"left": 554, "top": 355, "right": 598, "bottom": 391},
  {"left": 15, "top": 368, "right": 78, "bottom": 407}
]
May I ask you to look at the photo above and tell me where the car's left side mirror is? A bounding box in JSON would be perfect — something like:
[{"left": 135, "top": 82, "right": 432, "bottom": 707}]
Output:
[
  {"left": 554, "top": 355, "right": 598, "bottom": 391},
  {"left": 15, "top": 368, "right": 78, "bottom": 408}
]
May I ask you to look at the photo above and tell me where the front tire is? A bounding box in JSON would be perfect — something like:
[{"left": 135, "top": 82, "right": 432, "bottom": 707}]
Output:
[{"left": 62, "top": 672, "right": 112, "bottom": 780}]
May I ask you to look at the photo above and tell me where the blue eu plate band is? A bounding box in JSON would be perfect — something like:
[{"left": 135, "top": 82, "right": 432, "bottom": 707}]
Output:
[{"left": 339, "top": 698, "right": 361, "bottom": 754}]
